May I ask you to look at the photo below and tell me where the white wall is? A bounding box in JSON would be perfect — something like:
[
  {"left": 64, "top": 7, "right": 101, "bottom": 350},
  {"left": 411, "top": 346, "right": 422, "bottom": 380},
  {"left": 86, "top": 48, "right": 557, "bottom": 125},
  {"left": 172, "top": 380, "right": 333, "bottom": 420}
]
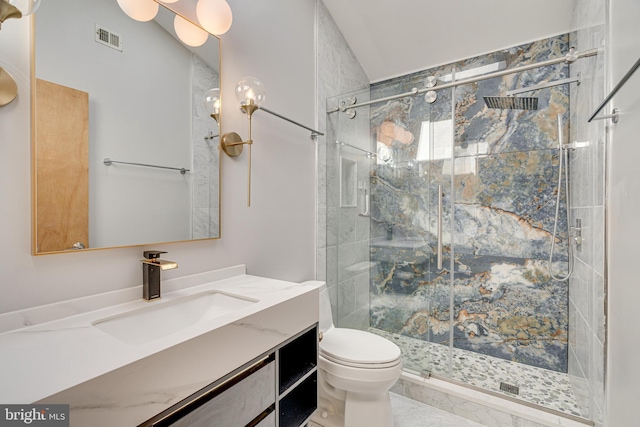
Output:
[
  {"left": 0, "top": 0, "right": 316, "bottom": 314},
  {"left": 322, "top": 0, "right": 576, "bottom": 82},
  {"left": 606, "top": 0, "right": 640, "bottom": 425}
]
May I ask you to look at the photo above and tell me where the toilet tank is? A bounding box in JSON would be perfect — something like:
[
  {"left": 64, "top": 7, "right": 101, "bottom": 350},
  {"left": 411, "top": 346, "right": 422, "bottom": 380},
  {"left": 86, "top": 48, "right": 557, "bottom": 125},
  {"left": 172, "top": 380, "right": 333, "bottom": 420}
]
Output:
[{"left": 301, "top": 281, "right": 333, "bottom": 333}]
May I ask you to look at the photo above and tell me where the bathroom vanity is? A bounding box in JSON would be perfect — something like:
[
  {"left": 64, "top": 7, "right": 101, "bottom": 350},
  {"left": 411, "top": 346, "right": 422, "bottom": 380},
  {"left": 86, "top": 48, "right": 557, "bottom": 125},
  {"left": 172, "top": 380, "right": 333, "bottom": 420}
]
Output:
[
  {"left": 0, "top": 266, "right": 319, "bottom": 426},
  {"left": 141, "top": 325, "right": 318, "bottom": 427}
]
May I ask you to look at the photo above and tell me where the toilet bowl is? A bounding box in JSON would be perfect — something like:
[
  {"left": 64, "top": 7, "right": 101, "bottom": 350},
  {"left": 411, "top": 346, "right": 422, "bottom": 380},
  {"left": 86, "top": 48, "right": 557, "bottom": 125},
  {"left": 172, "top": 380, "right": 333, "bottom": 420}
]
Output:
[{"left": 302, "top": 281, "right": 402, "bottom": 427}]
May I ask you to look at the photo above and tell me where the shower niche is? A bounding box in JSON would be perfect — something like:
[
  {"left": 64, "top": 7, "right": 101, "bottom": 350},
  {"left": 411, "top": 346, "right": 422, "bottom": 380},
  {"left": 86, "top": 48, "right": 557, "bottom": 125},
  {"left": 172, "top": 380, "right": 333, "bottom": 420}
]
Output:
[{"left": 340, "top": 156, "right": 357, "bottom": 207}]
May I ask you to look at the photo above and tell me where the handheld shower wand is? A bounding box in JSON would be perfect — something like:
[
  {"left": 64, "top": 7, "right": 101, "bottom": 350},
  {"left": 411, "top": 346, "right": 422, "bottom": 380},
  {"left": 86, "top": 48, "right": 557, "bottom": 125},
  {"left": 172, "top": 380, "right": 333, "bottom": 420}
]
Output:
[{"left": 548, "top": 114, "right": 573, "bottom": 281}]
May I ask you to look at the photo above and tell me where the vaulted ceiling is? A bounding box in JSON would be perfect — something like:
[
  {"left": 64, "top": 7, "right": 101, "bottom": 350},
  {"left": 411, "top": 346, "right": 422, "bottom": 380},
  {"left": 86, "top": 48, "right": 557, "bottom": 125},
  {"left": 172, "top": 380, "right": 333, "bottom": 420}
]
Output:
[{"left": 322, "top": 0, "right": 577, "bottom": 82}]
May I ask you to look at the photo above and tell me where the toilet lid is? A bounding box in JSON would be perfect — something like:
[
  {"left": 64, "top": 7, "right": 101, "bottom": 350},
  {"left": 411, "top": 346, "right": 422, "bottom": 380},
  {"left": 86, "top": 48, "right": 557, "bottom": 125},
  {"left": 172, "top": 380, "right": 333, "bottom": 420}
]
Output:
[{"left": 320, "top": 328, "right": 401, "bottom": 365}]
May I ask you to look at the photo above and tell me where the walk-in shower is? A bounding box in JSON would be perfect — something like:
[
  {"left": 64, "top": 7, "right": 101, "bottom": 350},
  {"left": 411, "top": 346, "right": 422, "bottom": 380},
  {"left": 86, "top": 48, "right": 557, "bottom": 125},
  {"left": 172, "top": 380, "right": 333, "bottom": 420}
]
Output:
[{"left": 324, "top": 34, "right": 604, "bottom": 424}]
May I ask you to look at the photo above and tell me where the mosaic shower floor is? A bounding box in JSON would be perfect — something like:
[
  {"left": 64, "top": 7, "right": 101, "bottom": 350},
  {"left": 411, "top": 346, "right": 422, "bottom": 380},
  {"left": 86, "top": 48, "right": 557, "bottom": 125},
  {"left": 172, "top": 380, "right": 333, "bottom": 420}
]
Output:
[{"left": 370, "top": 328, "right": 583, "bottom": 418}]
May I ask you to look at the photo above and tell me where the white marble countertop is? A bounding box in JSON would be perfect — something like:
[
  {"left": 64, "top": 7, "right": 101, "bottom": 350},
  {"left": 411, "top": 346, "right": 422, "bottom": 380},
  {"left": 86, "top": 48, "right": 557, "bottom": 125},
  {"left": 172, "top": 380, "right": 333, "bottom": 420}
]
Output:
[{"left": 0, "top": 265, "right": 319, "bottom": 407}]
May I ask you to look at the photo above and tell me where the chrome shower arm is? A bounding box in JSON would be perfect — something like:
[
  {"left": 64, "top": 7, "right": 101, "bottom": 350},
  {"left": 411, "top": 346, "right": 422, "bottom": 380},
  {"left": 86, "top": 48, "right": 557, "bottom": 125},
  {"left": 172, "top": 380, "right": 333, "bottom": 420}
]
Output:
[{"left": 506, "top": 75, "right": 581, "bottom": 96}]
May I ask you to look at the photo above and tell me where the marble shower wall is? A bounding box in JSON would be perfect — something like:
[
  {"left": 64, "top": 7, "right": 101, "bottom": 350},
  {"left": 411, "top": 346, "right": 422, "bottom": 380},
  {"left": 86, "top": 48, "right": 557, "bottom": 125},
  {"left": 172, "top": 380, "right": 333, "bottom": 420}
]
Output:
[
  {"left": 368, "top": 35, "right": 572, "bottom": 373},
  {"left": 316, "top": 0, "right": 370, "bottom": 327},
  {"left": 192, "top": 54, "right": 220, "bottom": 239}
]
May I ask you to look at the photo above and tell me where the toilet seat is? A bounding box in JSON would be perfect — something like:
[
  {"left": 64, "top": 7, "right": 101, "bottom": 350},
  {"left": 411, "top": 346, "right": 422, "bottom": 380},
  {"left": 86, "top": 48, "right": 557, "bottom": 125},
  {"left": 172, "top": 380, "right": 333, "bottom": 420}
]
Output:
[{"left": 320, "top": 328, "right": 402, "bottom": 369}]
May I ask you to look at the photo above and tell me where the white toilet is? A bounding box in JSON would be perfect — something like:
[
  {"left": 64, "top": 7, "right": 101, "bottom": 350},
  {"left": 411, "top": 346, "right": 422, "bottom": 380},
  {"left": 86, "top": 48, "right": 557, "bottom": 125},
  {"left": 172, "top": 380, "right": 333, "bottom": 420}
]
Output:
[{"left": 303, "top": 281, "right": 403, "bottom": 427}]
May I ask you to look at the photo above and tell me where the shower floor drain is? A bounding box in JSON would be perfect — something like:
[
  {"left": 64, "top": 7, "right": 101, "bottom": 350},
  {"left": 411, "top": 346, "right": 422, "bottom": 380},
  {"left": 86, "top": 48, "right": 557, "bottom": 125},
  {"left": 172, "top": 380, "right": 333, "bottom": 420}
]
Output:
[{"left": 499, "top": 382, "right": 520, "bottom": 395}]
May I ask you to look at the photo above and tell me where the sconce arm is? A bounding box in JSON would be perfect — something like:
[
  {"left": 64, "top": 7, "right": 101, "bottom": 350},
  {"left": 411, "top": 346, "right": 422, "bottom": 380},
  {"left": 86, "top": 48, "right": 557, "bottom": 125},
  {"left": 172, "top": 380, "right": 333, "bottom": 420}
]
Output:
[{"left": 224, "top": 139, "right": 252, "bottom": 147}]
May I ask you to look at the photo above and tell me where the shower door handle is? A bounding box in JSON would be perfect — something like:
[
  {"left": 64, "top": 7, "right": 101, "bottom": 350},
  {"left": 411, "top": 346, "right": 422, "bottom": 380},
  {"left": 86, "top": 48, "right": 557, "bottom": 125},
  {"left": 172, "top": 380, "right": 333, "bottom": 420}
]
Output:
[{"left": 437, "top": 185, "right": 443, "bottom": 270}]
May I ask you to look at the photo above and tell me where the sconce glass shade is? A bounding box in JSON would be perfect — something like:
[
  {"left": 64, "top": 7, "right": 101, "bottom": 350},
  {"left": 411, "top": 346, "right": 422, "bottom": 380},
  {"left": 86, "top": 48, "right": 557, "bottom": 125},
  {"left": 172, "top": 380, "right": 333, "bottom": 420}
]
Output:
[
  {"left": 174, "top": 15, "right": 208, "bottom": 47},
  {"left": 203, "top": 88, "right": 221, "bottom": 116},
  {"left": 196, "top": 0, "right": 232, "bottom": 35},
  {"left": 161, "top": 0, "right": 179, "bottom": 3},
  {"left": 235, "top": 77, "right": 266, "bottom": 108},
  {"left": 116, "top": 0, "right": 158, "bottom": 22},
  {"left": 0, "top": 66, "right": 18, "bottom": 107},
  {"left": 7, "top": 0, "right": 40, "bottom": 16}
]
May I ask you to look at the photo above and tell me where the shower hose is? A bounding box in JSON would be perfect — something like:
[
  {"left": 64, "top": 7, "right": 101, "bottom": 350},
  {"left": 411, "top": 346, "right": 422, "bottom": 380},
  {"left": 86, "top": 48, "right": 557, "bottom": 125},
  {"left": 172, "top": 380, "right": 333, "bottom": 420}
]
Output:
[{"left": 548, "top": 114, "right": 574, "bottom": 281}]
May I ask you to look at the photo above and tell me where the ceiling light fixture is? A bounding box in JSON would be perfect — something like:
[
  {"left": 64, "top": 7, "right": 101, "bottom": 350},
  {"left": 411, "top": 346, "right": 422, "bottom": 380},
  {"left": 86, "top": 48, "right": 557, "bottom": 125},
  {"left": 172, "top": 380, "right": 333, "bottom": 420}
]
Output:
[
  {"left": 173, "top": 14, "right": 208, "bottom": 47},
  {"left": 196, "top": 0, "right": 232, "bottom": 35},
  {"left": 116, "top": 0, "right": 159, "bottom": 22}
]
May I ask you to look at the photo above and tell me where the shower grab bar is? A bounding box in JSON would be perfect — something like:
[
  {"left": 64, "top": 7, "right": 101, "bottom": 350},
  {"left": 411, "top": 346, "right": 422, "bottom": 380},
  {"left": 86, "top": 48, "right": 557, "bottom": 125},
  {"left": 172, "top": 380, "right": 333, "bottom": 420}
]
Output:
[
  {"left": 103, "top": 158, "right": 190, "bottom": 174},
  {"left": 588, "top": 55, "right": 640, "bottom": 123},
  {"left": 258, "top": 106, "right": 324, "bottom": 138},
  {"left": 359, "top": 189, "right": 370, "bottom": 217},
  {"left": 327, "top": 48, "right": 599, "bottom": 114},
  {"left": 437, "top": 185, "right": 443, "bottom": 270},
  {"left": 335, "top": 140, "right": 377, "bottom": 158}
]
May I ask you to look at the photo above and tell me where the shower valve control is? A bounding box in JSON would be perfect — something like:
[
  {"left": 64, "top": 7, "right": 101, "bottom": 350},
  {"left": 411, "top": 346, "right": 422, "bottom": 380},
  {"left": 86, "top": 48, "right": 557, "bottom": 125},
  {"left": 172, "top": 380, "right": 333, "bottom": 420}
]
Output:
[{"left": 571, "top": 219, "right": 583, "bottom": 252}]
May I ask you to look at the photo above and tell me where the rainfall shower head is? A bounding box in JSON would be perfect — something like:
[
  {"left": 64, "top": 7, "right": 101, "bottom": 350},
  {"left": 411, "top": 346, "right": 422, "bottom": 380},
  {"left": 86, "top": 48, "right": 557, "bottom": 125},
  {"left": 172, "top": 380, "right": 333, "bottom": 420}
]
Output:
[
  {"left": 483, "top": 96, "right": 539, "bottom": 110},
  {"left": 484, "top": 75, "right": 581, "bottom": 111}
]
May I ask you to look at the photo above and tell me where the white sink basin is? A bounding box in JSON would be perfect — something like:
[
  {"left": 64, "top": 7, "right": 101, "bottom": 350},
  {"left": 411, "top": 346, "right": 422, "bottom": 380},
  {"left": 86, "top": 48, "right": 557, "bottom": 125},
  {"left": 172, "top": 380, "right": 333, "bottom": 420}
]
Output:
[{"left": 92, "top": 291, "right": 258, "bottom": 345}]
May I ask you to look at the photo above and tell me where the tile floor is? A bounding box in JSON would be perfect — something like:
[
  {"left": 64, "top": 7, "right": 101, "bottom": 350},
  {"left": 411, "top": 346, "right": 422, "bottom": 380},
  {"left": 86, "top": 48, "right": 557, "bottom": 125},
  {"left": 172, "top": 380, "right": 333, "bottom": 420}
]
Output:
[
  {"left": 307, "top": 393, "right": 486, "bottom": 427},
  {"left": 390, "top": 393, "right": 487, "bottom": 427}
]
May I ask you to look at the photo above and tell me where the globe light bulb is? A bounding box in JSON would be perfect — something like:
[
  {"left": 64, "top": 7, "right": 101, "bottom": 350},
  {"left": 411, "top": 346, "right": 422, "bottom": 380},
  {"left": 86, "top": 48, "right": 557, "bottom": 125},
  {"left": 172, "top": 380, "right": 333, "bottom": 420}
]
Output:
[
  {"left": 235, "top": 77, "right": 266, "bottom": 108},
  {"left": 203, "top": 88, "right": 221, "bottom": 117},
  {"left": 196, "top": 0, "right": 233, "bottom": 35},
  {"left": 174, "top": 15, "right": 208, "bottom": 47},
  {"left": 116, "top": 0, "right": 158, "bottom": 22}
]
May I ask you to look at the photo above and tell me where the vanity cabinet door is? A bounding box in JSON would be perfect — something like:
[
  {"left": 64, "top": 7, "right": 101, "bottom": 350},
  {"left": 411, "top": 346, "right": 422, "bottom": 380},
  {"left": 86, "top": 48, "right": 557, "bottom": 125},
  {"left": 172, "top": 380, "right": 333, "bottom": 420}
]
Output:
[{"left": 166, "top": 360, "right": 275, "bottom": 427}]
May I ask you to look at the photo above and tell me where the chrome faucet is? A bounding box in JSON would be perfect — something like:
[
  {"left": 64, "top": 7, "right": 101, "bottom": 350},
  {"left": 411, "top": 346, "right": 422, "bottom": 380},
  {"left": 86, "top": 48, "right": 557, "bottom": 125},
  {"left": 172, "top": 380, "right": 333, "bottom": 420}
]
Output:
[{"left": 141, "top": 250, "right": 178, "bottom": 300}]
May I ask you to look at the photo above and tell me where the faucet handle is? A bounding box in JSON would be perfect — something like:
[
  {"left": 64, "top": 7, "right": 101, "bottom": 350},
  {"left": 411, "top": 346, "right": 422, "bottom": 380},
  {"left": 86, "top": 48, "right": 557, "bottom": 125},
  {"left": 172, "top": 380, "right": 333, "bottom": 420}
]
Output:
[
  {"left": 141, "top": 258, "right": 178, "bottom": 270},
  {"left": 143, "top": 250, "right": 167, "bottom": 260}
]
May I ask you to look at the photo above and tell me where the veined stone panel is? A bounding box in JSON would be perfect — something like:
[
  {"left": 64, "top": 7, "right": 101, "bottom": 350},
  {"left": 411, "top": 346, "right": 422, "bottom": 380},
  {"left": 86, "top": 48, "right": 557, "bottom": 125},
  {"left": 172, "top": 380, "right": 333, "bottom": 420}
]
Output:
[{"left": 368, "top": 34, "right": 570, "bottom": 373}]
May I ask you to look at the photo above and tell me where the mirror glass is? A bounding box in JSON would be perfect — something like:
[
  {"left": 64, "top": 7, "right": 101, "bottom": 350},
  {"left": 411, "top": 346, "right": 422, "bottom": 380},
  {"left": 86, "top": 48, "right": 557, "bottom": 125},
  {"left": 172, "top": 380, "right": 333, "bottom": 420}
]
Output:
[{"left": 32, "top": 0, "right": 221, "bottom": 254}]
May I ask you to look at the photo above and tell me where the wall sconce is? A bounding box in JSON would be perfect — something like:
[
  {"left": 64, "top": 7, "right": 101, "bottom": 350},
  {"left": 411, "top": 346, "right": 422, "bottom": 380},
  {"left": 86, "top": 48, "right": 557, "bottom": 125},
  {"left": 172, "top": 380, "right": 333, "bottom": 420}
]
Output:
[
  {"left": 210, "top": 76, "right": 323, "bottom": 208},
  {"left": 221, "top": 77, "right": 266, "bottom": 207},
  {"left": 202, "top": 88, "right": 221, "bottom": 124},
  {"left": 0, "top": 0, "right": 39, "bottom": 29},
  {"left": 0, "top": 66, "right": 17, "bottom": 107},
  {"left": 0, "top": 0, "right": 38, "bottom": 107}
]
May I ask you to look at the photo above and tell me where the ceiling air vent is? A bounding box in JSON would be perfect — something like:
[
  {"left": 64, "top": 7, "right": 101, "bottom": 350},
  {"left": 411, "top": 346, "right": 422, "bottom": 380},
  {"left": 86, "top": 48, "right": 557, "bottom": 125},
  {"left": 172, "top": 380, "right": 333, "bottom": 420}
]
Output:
[{"left": 95, "top": 24, "right": 122, "bottom": 52}]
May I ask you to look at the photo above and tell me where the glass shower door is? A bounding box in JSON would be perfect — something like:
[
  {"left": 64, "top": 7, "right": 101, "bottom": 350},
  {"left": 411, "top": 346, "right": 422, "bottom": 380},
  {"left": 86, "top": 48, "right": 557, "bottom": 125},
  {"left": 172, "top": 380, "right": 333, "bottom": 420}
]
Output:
[{"left": 365, "top": 83, "right": 455, "bottom": 377}]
